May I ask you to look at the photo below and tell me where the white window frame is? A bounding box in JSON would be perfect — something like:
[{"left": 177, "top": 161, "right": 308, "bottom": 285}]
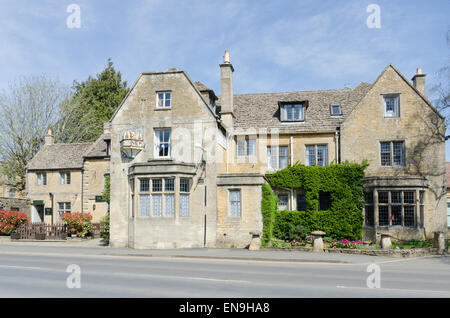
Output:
[
  {"left": 267, "top": 146, "right": 289, "bottom": 170},
  {"left": 305, "top": 144, "right": 328, "bottom": 166},
  {"left": 156, "top": 91, "right": 172, "bottom": 108},
  {"left": 154, "top": 128, "right": 171, "bottom": 159},
  {"left": 383, "top": 94, "right": 400, "bottom": 118},
  {"left": 236, "top": 137, "right": 256, "bottom": 158},
  {"left": 179, "top": 178, "right": 190, "bottom": 217},
  {"left": 330, "top": 104, "right": 342, "bottom": 116},
  {"left": 280, "top": 103, "right": 305, "bottom": 122}
]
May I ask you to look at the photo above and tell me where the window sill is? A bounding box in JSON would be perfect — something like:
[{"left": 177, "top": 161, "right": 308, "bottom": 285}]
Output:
[{"left": 155, "top": 107, "right": 172, "bottom": 111}]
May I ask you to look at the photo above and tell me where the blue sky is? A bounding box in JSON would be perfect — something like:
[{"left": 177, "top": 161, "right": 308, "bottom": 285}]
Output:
[{"left": 0, "top": 0, "right": 449, "bottom": 153}]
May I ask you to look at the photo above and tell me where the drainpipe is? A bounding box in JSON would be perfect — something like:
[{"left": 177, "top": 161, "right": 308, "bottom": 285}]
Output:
[
  {"left": 335, "top": 130, "right": 340, "bottom": 163},
  {"left": 49, "top": 192, "right": 54, "bottom": 224},
  {"left": 290, "top": 136, "right": 293, "bottom": 166}
]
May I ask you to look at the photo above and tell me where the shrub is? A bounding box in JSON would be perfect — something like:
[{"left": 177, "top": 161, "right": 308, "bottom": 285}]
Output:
[
  {"left": 100, "top": 212, "right": 110, "bottom": 243},
  {"left": 62, "top": 212, "right": 92, "bottom": 237},
  {"left": 261, "top": 183, "right": 278, "bottom": 245},
  {"left": 0, "top": 210, "right": 28, "bottom": 235}
]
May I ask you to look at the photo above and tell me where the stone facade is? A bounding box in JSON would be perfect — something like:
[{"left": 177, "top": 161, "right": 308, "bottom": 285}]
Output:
[
  {"left": 25, "top": 51, "right": 448, "bottom": 248},
  {"left": 26, "top": 131, "right": 110, "bottom": 223},
  {"left": 341, "top": 65, "right": 447, "bottom": 241}
]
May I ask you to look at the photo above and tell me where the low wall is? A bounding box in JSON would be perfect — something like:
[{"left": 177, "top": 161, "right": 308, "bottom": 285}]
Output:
[{"left": 264, "top": 246, "right": 446, "bottom": 258}]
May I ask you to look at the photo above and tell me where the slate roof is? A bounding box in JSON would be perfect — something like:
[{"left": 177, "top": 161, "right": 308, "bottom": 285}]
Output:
[
  {"left": 193, "top": 81, "right": 213, "bottom": 92},
  {"left": 228, "top": 82, "right": 372, "bottom": 133},
  {"left": 27, "top": 143, "right": 93, "bottom": 170},
  {"left": 84, "top": 133, "right": 111, "bottom": 158}
]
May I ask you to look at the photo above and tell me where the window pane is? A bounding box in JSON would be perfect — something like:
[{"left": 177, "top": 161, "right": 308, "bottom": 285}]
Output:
[
  {"left": 419, "top": 191, "right": 424, "bottom": 204},
  {"left": 267, "top": 147, "right": 277, "bottom": 170},
  {"left": 237, "top": 139, "right": 245, "bottom": 157},
  {"left": 319, "top": 192, "right": 331, "bottom": 210},
  {"left": 297, "top": 194, "right": 306, "bottom": 211},
  {"left": 364, "top": 191, "right": 374, "bottom": 204},
  {"left": 379, "top": 206, "right": 389, "bottom": 226},
  {"left": 331, "top": 105, "right": 341, "bottom": 115},
  {"left": 164, "top": 93, "right": 171, "bottom": 107},
  {"left": 247, "top": 139, "right": 256, "bottom": 156},
  {"left": 277, "top": 194, "right": 289, "bottom": 210},
  {"left": 140, "top": 179, "right": 149, "bottom": 192},
  {"left": 378, "top": 191, "right": 388, "bottom": 204},
  {"left": 180, "top": 194, "right": 190, "bottom": 217},
  {"left": 139, "top": 195, "right": 150, "bottom": 216},
  {"left": 365, "top": 206, "right": 374, "bottom": 226},
  {"left": 43, "top": 173, "right": 47, "bottom": 185},
  {"left": 229, "top": 190, "right": 241, "bottom": 217},
  {"left": 317, "top": 145, "right": 327, "bottom": 166},
  {"left": 391, "top": 205, "right": 402, "bottom": 225},
  {"left": 37, "top": 173, "right": 41, "bottom": 185},
  {"left": 158, "top": 93, "right": 164, "bottom": 107},
  {"left": 152, "top": 194, "right": 162, "bottom": 216},
  {"left": 404, "top": 206, "right": 415, "bottom": 227},
  {"left": 165, "top": 194, "right": 175, "bottom": 217},
  {"left": 60, "top": 172, "right": 65, "bottom": 185},
  {"left": 393, "top": 141, "right": 404, "bottom": 165},
  {"left": 180, "top": 178, "right": 190, "bottom": 192},
  {"left": 306, "top": 145, "right": 315, "bottom": 166},
  {"left": 58, "top": 202, "right": 64, "bottom": 210},
  {"left": 152, "top": 179, "right": 162, "bottom": 192},
  {"left": 66, "top": 173, "right": 71, "bottom": 184},
  {"left": 404, "top": 191, "right": 414, "bottom": 204},
  {"left": 385, "top": 96, "right": 399, "bottom": 117},
  {"left": 279, "top": 146, "right": 288, "bottom": 169},
  {"left": 380, "top": 142, "right": 391, "bottom": 166},
  {"left": 391, "top": 191, "right": 402, "bottom": 204},
  {"left": 165, "top": 178, "right": 174, "bottom": 192}
]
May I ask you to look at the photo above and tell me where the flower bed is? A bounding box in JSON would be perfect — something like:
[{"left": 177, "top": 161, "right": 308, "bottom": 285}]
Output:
[{"left": 0, "top": 210, "right": 28, "bottom": 235}]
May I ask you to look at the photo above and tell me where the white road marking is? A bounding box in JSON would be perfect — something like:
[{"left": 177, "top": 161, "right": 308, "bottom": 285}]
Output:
[{"left": 335, "top": 285, "right": 450, "bottom": 296}]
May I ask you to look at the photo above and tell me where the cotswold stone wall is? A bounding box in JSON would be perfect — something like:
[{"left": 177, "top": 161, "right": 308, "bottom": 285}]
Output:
[{"left": 0, "top": 197, "right": 31, "bottom": 217}]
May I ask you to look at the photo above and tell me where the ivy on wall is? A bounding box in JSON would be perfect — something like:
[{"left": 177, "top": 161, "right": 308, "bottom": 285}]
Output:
[{"left": 263, "top": 161, "right": 368, "bottom": 240}]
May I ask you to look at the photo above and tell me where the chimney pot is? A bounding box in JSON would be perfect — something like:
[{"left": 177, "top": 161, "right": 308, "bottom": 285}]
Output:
[{"left": 45, "top": 129, "right": 54, "bottom": 145}]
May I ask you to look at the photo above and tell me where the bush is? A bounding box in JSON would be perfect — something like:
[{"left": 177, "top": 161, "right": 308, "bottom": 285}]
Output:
[
  {"left": 100, "top": 212, "right": 110, "bottom": 243},
  {"left": 261, "top": 183, "right": 277, "bottom": 245},
  {"left": 62, "top": 212, "right": 92, "bottom": 237},
  {"left": 0, "top": 210, "right": 28, "bottom": 235}
]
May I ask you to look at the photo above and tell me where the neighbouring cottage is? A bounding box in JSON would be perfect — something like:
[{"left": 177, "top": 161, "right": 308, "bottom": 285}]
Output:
[
  {"left": 26, "top": 130, "right": 110, "bottom": 223},
  {"left": 25, "top": 51, "right": 448, "bottom": 247}
]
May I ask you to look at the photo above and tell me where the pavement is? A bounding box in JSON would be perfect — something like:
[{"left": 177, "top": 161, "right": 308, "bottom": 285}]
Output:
[{"left": 0, "top": 238, "right": 401, "bottom": 264}]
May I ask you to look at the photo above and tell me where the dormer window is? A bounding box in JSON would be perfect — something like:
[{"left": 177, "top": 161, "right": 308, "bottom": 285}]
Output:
[
  {"left": 330, "top": 104, "right": 342, "bottom": 116},
  {"left": 280, "top": 103, "right": 305, "bottom": 122},
  {"left": 157, "top": 92, "right": 171, "bottom": 108},
  {"left": 384, "top": 95, "right": 399, "bottom": 117}
]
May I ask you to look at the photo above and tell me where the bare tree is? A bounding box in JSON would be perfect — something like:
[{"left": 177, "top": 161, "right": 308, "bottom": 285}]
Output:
[{"left": 0, "top": 75, "right": 70, "bottom": 194}]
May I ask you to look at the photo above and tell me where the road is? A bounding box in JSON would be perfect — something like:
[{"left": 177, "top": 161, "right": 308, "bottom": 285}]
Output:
[{"left": 0, "top": 245, "right": 449, "bottom": 297}]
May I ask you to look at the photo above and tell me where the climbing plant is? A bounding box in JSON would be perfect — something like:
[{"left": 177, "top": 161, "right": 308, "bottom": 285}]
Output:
[{"left": 264, "top": 161, "right": 368, "bottom": 240}]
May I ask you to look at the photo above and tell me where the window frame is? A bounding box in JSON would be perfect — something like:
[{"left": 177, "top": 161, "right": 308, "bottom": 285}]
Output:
[
  {"left": 377, "top": 190, "right": 416, "bottom": 228},
  {"left": 236, "top": 137, "right": 256, "bottom": 158},
  {"left": 156, "top": 91, "right": 172, "bottom": 109},
  {"left": 229, "top": 189, "right": 242, "bottom": 218},
  {"left": 330, "top": 104, "right": 342, "bottom": 116},
  {"left": 383, "top": 94, "right": 400, "bottom": 118},
  {"left": 267, "top": 145, "right": 289, "bottom": 170},
  {"left": 154, "top": 128, "right": 172, "bottom": 159},
  {"left": 59, "top": 172, "right": 71, "bottom": 185},
  {"left": 380, "top": 141, "right": 405, "bottom": 167},
  {"left": 280, "top": 103, "right": 305, "bottom": 122},
  {"left": 305, "top": 144, "right": 328, "bottom": 166}
]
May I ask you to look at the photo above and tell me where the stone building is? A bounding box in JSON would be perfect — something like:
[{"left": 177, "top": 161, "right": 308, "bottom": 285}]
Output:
[
  {"left": 25, "top": 51, "right": 448, "bottom": 247},
  {"left": 26, "top": 130, "right": 110, "bottom": 223}
]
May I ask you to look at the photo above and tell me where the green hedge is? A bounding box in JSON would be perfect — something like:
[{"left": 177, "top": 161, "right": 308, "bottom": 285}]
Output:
[{"left": 265, "top": 162, "right": 368, "bottom": 240}]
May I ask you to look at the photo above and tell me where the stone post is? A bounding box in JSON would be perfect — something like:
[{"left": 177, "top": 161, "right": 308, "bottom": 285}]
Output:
[
  {"left": 311, "top": 231, "right": 326, "bottom": 252},
  {"left": 248, "top": 231, "right": 261, "bottom": 251},
  {"left": 380, "top": 233, "right": 392, "bottom": 250},
  {"left": 433, "top": 231, "right": 445, "bottom": 254}
]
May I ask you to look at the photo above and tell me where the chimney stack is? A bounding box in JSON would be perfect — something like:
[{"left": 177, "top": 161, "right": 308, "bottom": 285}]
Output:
[
  {"left": 412, "top": 68, "right": 427, "bottom": 98},
  {"left": 45, "top": 129, "right": 54, "bottom": 145},
  {"left": 219, "top": 49, "right": 234, "bottom": 128}
]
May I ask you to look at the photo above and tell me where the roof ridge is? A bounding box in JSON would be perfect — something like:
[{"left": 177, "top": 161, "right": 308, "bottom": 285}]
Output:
[{"left": 232, "top": 87, "right": 353, "bottom": 97}]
